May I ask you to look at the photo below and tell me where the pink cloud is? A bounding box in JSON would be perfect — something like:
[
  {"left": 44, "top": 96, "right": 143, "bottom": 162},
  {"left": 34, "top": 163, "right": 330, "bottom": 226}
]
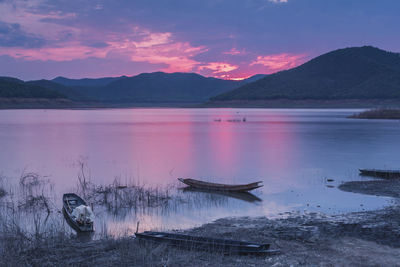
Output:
[
  {"left": 0, "top": 12, "right": 207, "bottom": 72},
  {"left": 0, "top": 38, "right": 207, "bottom": 73},
  {"left": 199, "top": 62, "right": 238, "bottom": 73},
  {"left": 214, "top": 74, "right": 251, "bottom": 80},
  {"left": 0, "top": 43, "right": 108, "bottom": 61},
  {"left": 250, "top": 53, "right": 306, "bottom": 73},
  {"left": 0, "top": 0, "right": 306, "bottom": 79},
  {"left": 130, "top": 42, "right": 207, "bottom": 72},
  {"left": 0, "top": 1, "right": 207, "bottom": 73}
]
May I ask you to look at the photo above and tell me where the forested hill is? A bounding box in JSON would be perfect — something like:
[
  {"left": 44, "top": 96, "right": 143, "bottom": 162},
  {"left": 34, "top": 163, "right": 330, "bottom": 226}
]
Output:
[
  {"left": 0, "top": 77, "right": 66, "bottom": 99},
  {"left": 211, "top": 46, "right": 400, "bottom": 101},
  {"left": 51, "top": 72, "right": 266, "bottom": 103}
]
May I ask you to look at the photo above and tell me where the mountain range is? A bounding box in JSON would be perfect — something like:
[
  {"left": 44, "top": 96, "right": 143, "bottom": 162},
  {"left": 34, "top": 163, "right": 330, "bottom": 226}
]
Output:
[
  {"left": 0, "top": 77, "right": 64, "bottom": 99},
  {"left": 1, "top": 46, "right": 400, "bottom": 108},
  {"left": 51, "top": 72, "right": 266, "bottom": 103},
  {"left": 0, "top": 73, "right": 266, "bottom": 105},
  {"left": 211, "top": 46, "right": 400, "bottom": 102}
]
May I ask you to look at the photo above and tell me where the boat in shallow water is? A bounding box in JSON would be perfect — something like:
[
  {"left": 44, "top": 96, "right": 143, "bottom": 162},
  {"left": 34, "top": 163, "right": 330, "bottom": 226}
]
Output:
[
  {"left": 178, "top": 178, "right": 263, "bottom": 192},
  {"left": 62, "top": 193, "right": 94, "bottom": 232},
  {"left": 135, "top": 231, "right": 277, "bottom": 254},
  {"left": 359, "top": 169, "right": 400, "bottom": 179}
]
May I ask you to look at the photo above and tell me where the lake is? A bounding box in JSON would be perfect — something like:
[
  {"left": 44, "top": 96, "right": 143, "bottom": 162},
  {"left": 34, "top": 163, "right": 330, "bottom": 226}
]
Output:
[{"left": 0, "top": 108, "right": 398, "bottom": 235}]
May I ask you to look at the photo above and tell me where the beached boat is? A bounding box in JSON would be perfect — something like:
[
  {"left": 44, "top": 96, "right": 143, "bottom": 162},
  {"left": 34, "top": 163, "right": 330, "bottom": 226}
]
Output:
[
  {"left": 135, "top": 231, "right": 276, "bottom": 254},
  {"left": 178, "top": 178, "right": 263, "bottom": 192},
  {"left": 359, "top": 169, "right": 400, "bottom": 179},
  {"left": 62, "top": 193, "right": 94, "bottom": 232}
]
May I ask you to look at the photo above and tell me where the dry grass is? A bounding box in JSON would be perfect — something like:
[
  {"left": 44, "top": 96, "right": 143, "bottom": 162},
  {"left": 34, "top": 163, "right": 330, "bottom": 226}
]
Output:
[
  {"left": 0, "top": 186, "right": 6, "bottom": 200},
  {"left": 0, "top": 166, "right": 249, "bottom": 266},
  {"left": 0, "top": 189, "right": 5, "bottom": 199},
  {"left": 73, "top": 160, "right": 228, "bottom": 218},
  {"left": 0, "top": 201, "right": 233, "bottom": 267},
  {"left": 0, "top": 229, "right": 238, "bottom": 267},
  {"left": 2, "top": 167, "right": 400, "bottom": 265},
  {"left": 0, "top": 174, "right": 7, "bottom": 199},
  {"left": 17, "top": 172, "right": 54, "bottom": 215}
]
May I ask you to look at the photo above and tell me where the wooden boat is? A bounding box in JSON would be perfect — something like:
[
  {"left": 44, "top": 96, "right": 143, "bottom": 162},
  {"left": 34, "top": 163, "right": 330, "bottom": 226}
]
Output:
[
  {"left": 62, "top": 193, "right": 94, "bottom": 232},
  {"left": 359, "top": 169, "right": 400, "bottom": 179},
  {"left": 178, "top": 178, "right": 263, "bottom": 192},
  {"left": 181, "top": 187, "right": 262, "bottom": 203},
  {"left": 135, "top": 231, "right": 277, "bottom": 254}
]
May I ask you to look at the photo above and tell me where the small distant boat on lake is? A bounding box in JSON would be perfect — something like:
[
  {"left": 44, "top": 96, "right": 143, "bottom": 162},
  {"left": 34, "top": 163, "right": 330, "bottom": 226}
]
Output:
[
  {"left": 178, "top": 178, "right": 263, "bottom": 192},
  {"left": 62, "top": 193, "right": 94, "bottom": 232},
  {"left": 135, "top": 231, "right": 276, "bottom": 254},
  {"left": 359, "top": 169, "right": 400, "bottom": 179}
]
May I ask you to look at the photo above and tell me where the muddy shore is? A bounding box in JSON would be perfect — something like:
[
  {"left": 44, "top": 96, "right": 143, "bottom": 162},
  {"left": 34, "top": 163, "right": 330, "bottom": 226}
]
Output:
[{"left": 2, "top": 177, "right": 400, "bottom": 266}]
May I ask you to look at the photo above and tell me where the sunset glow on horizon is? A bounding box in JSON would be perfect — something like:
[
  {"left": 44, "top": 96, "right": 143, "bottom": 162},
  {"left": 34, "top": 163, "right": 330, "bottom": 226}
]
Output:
[{"left": 0, "top": 0, "right": 399, "bottom": 80}]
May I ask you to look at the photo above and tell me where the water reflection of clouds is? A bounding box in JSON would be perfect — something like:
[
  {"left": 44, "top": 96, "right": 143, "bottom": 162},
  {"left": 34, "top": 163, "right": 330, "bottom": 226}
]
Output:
[{"left": 0, "top": 108, "right": 398, "bottom": 234}]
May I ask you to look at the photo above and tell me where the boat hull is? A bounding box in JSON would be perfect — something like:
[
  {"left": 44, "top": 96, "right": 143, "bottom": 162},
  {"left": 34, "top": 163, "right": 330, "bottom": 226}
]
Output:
[
  {"left": 178, "top": 178, "right": 263, "bottom": 192},
  {"left": 135, "top": 231, "right": 276, "bottom": 254},
  {"left": 62, "top": 193, "right": 94, "bottom": 233}
]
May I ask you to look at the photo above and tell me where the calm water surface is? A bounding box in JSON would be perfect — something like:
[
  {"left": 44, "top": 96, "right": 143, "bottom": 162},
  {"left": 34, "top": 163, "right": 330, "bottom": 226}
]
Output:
[{"left": 0, "top": 108, "right": 399, "bottom": 234}]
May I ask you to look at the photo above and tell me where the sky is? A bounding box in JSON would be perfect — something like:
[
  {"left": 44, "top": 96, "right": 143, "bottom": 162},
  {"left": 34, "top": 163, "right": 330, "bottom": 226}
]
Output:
[{"left": 0, "top": 0, "right": 399, "bottom": 80}]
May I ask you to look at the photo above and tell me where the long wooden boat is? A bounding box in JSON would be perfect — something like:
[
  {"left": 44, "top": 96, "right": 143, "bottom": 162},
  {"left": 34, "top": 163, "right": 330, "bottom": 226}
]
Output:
[
  {"left": 359, "top": 169, "right": 400, "bottom": 179},
  {"left": 62, "top": 193, "right": 94, "bottom": 232},
  {"left": 135, "top": 231, "right": 277, "bottom": 254},
  {"left": 178, "top": 178, "right": 263, "bottom": 192}
]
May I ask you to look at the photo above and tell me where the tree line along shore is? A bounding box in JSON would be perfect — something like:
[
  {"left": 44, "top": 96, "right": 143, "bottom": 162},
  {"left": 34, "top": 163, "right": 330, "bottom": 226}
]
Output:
[{"left": 349, "top": 108, "right": 400, "bottom": 119}]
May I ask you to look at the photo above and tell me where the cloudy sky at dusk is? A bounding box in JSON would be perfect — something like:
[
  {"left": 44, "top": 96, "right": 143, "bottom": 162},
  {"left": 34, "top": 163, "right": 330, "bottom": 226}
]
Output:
[{"left": 0, "top": 0, "right": 399, "bottom": 80}]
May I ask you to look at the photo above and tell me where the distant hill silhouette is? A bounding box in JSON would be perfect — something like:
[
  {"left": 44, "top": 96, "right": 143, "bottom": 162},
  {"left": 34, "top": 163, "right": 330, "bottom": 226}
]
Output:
[
  {"left": 0, "top": 72, "right": 266, "bottom": 106},
  {"left": 0, "top": 77, "right": 65, "bottom": 99},
  {"left": 241, "top": 74, "right": 267, "bottom": 83},
  {"left": 27, "top": 79, "right": 88, "bottom": 101},
  {"left": 93, "top": 72, "right": 238, "bottom": 103},
  {"left": 211, "top": 46, "right": 400, "bottom": 101},
  {"left": 51, "top": 72, "right": 266, "bottom": 103},
  {"left": 52, "top": 76, "right": 125, "bottom": 87}
]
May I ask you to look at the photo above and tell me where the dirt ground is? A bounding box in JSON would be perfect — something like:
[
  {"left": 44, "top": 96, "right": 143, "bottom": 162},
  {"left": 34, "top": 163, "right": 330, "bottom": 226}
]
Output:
[{"left": 184, "top": 203, "right": 400, "bottom": 266}]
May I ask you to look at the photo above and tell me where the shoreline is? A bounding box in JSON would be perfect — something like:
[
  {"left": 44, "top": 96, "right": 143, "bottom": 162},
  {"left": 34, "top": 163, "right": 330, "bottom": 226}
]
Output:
[
  {"left": 2, "top": 98, "right": 400, "bottom": 110},
  {"left": 348, "top": 108, "right": 400, "bottom": 120},
  {"left": 2, "top": 177, "right": 400, "bottom": 266},
  {"left": 201, "top": 99, "right": 400, "bottom": 108},
  {"left": 0, "top": 98, "right": 202, "bottom": 110}
]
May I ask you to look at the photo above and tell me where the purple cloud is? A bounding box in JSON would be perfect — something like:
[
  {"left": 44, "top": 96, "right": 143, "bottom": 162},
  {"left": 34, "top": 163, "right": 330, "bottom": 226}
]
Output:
[{"left": 0, "top": 0, "right": 399, "bottom": 80}]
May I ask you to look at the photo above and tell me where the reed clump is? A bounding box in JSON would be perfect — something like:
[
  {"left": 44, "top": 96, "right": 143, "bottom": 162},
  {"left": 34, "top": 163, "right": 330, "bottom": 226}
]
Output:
[
  {"left": 74, "top": 160, "right": 187, "bottom": 215},
  {"left": 0, "top": 168, "right": 250, "bottom": 266},
  {"left": 18, "top": 172, "right": 53, "bottom": 214},
  {"left": 0, "top": 174, "right": 7, "bottom": 199},
  {"left": 76, "top": 175, "right": 184, "bottom": 217},
  {"left": 0, "top": 177, "right": 68, "bottom": 267},
  {"left": 0, "top": 188, "right": 6, "bottom": 199}
]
